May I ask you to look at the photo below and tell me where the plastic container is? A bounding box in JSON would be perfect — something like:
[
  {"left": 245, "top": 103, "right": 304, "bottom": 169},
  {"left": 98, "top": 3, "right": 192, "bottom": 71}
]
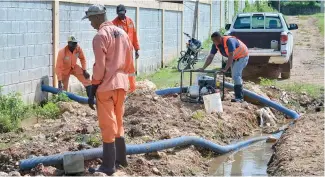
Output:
[
  {"left": 203, "top": 92, "right": 223, "bottom": 114},
  {"left": 271, "top": 40, "right": 278, "bottom": 50}
]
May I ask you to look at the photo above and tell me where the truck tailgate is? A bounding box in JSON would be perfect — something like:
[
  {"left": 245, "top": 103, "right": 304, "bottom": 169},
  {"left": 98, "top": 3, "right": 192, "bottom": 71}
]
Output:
[{"left": 230, "top": 32, "right": 282, "bottom": 50}]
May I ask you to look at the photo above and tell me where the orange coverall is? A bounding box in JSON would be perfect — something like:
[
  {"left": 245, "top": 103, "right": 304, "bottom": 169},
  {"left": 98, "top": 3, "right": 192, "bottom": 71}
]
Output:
[
  {"left": 55, "top": 46, "right": 91, "bottom": 90},
  {"left": 92, "top": 21, "right": 135, "bottom": 143},
  {"left": 112, "top": 16, "right": 140, "bottom": 51}
]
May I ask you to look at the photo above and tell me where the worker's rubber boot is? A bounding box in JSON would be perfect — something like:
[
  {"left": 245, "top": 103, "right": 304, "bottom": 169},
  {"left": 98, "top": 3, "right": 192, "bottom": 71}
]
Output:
[
  {"left": 89, "top": 142, "right": 116, "bottom": 175},
  {"left": 115, "top": 137, "right": 128, "bottom": 168},
  {"left": 231, "top": 85, "right": 244, "bottom": 103},
  {"left": 85, "top": 85, "right": 92, "bottom": 98}
]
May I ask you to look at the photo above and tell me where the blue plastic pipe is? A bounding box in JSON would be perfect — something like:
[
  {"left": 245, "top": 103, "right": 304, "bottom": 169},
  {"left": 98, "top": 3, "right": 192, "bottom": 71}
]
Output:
[
  {"left": 21, "top": 85, "right": 296, "bottom": 170},
  {"left": 19, "top": 132, "right": 283, "bottom": 170},
  {"left": 42, "top": 85, "right": 91, "bottom": 104},
  {"left": 155, "top": 83, "right": 300, "bottom": 120}
]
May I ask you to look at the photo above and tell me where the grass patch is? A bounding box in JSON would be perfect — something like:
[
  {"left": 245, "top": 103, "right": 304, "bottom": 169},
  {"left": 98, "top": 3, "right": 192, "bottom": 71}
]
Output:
[
  {"left": 259, "top": 77, "right": 324, "bottom": 98},
  {"left": 137, "top": 59, "right": 191, "bottom": 89},
  {"left": 202, "top": 38, "right": 212, "bottom": 51},
  {"left": 314, "top": 13, "right": 324, "bottom": 36}
]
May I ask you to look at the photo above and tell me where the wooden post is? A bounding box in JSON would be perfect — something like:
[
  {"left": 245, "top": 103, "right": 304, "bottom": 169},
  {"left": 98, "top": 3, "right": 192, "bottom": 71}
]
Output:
[
  {"left": 136, "top": 6, "right": 140, "bottom": 75},
  {"left": 52, "top": 0, "right": 59, "bottom": 88},
  {"left": 161, "top": 9, "right": 165, "bottom": 68},
  {"left": 220, "top": 0, "right": 223, "bottom": 30},
  {"left": 181, "top": 9, "right": 184, "bottom": 51},
  {"left": 192, "top": 0, "right": 199, "bottom": 38}
]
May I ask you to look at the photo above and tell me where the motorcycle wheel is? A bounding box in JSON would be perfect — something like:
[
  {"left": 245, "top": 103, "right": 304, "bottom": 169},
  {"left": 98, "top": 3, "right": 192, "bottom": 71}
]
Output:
[{"left": 177, "top": 53, "right": 192, "bottom": 71}]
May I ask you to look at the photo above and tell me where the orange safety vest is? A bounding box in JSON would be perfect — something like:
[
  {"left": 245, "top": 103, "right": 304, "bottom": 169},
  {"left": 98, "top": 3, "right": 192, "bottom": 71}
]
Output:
[{"left": 216, "top": 36, "right": 248, "bottom": 60}]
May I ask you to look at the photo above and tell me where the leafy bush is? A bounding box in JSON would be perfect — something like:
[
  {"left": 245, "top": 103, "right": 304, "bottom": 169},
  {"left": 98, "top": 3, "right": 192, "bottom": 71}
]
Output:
[
  {"left": 0, "top": 92, "right": 30, "bottom": 133},
  {"left": 36, "top": 102, "right": 61, "bottom": 119},
  {"left": 50, "top": 93, "right": 71, "bottom": 103}
]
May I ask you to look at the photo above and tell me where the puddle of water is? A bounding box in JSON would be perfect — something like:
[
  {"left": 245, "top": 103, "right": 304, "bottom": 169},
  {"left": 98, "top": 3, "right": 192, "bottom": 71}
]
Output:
[{"left": 208, "top": 134, "right": 274, "bottom": 176}]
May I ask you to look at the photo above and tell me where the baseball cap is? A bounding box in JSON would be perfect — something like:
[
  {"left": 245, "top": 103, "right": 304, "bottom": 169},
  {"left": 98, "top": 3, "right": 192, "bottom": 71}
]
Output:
[
  {"left": 82, "top": 4, "right": 106, "bottom": 20},
  {"left": 116, "top": 4, "right": 126, "bottom": 14},
  {"left": 67, "top": 36, "right": 78, "bottom": 43}
]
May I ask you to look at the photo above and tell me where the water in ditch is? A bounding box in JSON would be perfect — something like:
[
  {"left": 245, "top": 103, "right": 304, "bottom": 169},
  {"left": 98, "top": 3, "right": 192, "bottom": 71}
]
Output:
[{"left": 208, "top": 133, "right": 276, "bottom": 176}]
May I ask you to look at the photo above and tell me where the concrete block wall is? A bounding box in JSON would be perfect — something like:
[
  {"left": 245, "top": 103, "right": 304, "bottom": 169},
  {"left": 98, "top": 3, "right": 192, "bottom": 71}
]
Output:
[
  {"left": 138, "top": 8, "right": 162, "bottom": 74},
  {"left": 0, "top": 1, "right": 53, "bottom": 103},
  {"left": 163, "top": 10, "right": 182, "bottom": 64},
  {"left": 220, "top": 0, "right": 226, "bottom": 29},
  {"left": 58, "top": 2, "right": 136, "bottom": 92},
  {"left": 183, "top": 0, "right": 195, "bottom": 44},
  {"left": 198, "top": 3, "right": 211, "bottom": 42},
  {"left": 59, "top": 2, "right": 97, "bottom": 92},
  {"left": 211, "top": 1, "right": 221, "bottom": 32}
]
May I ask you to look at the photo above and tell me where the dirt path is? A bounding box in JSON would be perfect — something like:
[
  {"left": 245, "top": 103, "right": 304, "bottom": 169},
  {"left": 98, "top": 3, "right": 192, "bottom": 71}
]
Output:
[
  {"left": 267, "top": 113, "right": 324, "bottom": 175},
  {"left": 279, "top": 16, "right": 324, "bottom": 86}
]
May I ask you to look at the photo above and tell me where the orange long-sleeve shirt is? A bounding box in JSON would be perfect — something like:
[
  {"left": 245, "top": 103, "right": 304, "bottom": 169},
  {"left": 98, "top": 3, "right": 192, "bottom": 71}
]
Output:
[
  {"left": 92, "top": 21, "right": 135, "bottom": 92},
  {"left": 55, "top": 45, "right": 86, "bottom": 81},
  {"left": 112, "top": 16, "right": 140, "bottom": 51}
]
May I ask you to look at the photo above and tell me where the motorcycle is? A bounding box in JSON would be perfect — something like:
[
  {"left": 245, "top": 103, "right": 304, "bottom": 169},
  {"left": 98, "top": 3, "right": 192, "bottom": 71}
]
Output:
[{"left": 177, "top": 32, "right": 203, "bottom": 71}]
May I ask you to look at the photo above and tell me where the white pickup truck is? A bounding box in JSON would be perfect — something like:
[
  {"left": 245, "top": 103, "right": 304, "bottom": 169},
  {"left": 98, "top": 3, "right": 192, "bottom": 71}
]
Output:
[{"left": 223, "top": 12, "right": 298, "bottom": 79}]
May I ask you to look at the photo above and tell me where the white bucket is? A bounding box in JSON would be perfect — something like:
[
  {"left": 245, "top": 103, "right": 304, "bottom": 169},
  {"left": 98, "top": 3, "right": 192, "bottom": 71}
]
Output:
[{"left": 203, "top": 92, "right": 223, "bottom": 114}]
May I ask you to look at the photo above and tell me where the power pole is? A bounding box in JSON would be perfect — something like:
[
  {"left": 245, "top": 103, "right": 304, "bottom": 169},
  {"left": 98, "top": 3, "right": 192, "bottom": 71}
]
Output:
[
  {"left": 278, "top": 0, "right": 281, "bottom": 12},
  {"left": 321, "top": 0, "right": 324, "bottom": 13},
  {"left": 192, "top": 0, "right": 199, "bottom": 38}
]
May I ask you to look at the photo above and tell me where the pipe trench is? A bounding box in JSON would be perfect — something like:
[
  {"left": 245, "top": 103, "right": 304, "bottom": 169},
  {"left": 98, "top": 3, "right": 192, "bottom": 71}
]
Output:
[{"left": 19, "top": 84, "right": 298, "bottom": 170}]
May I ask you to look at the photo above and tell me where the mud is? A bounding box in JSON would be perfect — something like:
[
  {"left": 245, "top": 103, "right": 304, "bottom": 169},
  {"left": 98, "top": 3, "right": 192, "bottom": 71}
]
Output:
[
  {"left": 0, "top": 82, "right": 282, "bottom": 176},
  {"left": 267, "top": 113, "right": 324, "bottom": 176}
]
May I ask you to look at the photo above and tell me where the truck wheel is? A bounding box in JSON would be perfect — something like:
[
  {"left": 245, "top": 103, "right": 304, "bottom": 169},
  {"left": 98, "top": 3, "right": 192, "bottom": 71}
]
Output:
[
  {"left": 281, "top": 53, "right": 292, "bottom": 79},
  {"left": 222, "top": 60, "right": 232, "bottom": 77}
]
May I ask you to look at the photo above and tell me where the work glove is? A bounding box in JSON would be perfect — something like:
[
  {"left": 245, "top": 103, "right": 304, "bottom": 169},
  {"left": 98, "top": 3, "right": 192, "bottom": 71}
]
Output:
[
  {"left": 135, "top": 50, "right": 139, "bottom": 59},
  {"left": 88, "top": 84, "right": 99, "bottom": 110},
  {"left": 83, "top": 70, "right": 90, "bottom": 79},
  {"left": 58, "top": 81, "right": 63, "bottom": 91}
]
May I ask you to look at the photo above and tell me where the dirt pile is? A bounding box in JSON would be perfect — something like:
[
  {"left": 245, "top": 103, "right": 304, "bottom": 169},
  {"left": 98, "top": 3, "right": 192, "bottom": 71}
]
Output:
[
  {"left": 0, "top": 81, "right": 269, "bottom": 176},
  {"left": 267, "top": 113, "right": 324, "bottom": 176}
]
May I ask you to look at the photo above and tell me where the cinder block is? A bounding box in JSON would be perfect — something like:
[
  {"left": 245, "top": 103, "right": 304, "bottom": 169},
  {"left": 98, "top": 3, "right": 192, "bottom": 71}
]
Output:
[
  {"left": 42, "top": 67, "right": 50, "bottom": 77},
  {"left": 24, "top": 57, "right": 32, "bottom": 69},
  {"left": 0, "top": 74, "right": 4, "bottom": 86},
  {"left": 3, "top": 47, "right": 11, "bottom": 60},
  {"left": 15, "top": 34, "right": 24, "bottom": 46},
  {"left": 27, "top": 21, "right": 34, "bottom": 33},
  {"left": 4, "top": 72, "right": 12, "bottom": 85},
  {"left": 0, "top": 34, "right": 7, "bottom": 47},
  {"left": 7, "top": 34, "right": 15, "bottom": 47},
  {"left": 11, "top": 47, "right": 19, "bottom": 59},
  {"left": 0, "top": 8, "right": 7, "bottom": 20},
  {"left": 17, "top": 59, "right": 24, "bottom": 71},
  {"left": 19, "top": 46, "right": 27, "bottom": 58},
  {"left": 23, "top": 9, "right": 31, "bottom": 21},
  {"left": 24, "top": 81, "right": 32, "bottom": 94},
  {"left": 34, "top": 45, "right": 41, "bottom": 56},
  {"left": 0, "top": 48, "right": 3, "bottom": 61},
  {"left": 11, "top": 71, "right": 20, "bottom": 84},
  {"left": 7, "top": 8, "right": 15, "bottom": 21},
  {"left": 19, "top": 70, "right": 29, "bottom": 82},
  {"left": 32, "top": 57, "right": 39, "bottom": 68},
  {"left": 15, "top": 8, "right": 22, "bottom": 21},
  {"left": 27, "top": 45, "right": 35, "bottom": 57}
]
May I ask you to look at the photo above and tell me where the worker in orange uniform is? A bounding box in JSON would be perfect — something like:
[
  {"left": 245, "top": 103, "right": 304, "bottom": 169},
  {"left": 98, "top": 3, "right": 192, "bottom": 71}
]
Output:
[
  {"left": 112, "top": 4, "right": 140, "bottom": 60},
  {"left": 55, "top": 36, "right": 92, "bottom": 96},
  {"left": 82, "top": 4, "right": 136, "bottom": 176}
]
